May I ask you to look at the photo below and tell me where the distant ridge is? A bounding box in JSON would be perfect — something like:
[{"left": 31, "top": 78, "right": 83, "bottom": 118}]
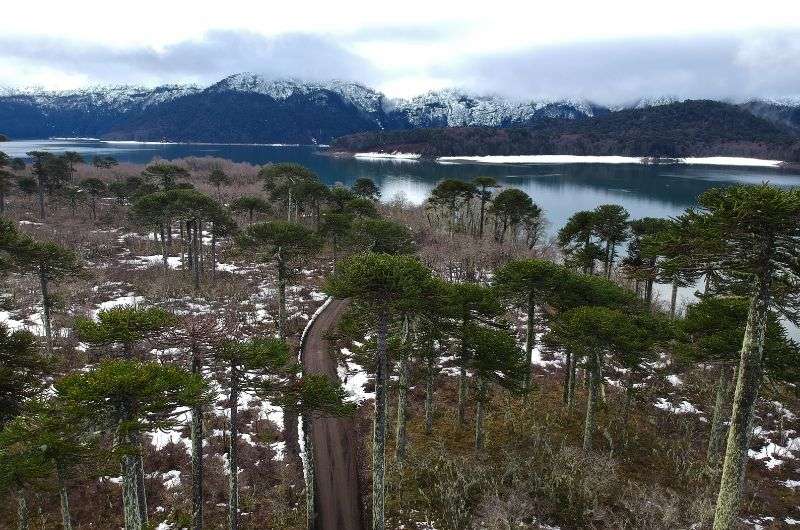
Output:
[{"left": 1, "top": 73, "right": 799, "bottom": 143}]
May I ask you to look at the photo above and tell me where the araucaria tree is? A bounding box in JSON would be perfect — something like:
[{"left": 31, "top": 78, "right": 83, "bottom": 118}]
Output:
[
  {"left": 325, "top": 253, "right": 432, "bottom": 530},
  {"left": 673, "top": 185, "right": 800, "bottom": 530},
  {"left": 4, "top": 228, "right": 83, "bottom": 356},
  {"left": 592, "top": 204, "right": 630, "bottom": 279},
  {"left": 56, "top": 359, "right": 207, "bottom": 530},
  {"left": 494, "top": 259, "right": 565, "bottom": 391},
  {"left": 237, "top": 221, "right": 322, "bottom": 339}
]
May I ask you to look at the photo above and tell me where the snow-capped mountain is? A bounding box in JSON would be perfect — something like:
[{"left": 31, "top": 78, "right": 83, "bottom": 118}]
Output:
[{"left": 0, "top": 73, "right": 798, "bottom": 143}]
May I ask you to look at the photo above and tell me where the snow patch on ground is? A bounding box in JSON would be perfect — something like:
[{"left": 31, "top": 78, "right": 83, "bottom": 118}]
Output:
[{"left": 654, "top": 397, "right": 701, "bottom": 414}]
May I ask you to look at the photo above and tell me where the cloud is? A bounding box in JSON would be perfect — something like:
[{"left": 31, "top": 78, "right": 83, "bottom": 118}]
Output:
[
  {"left": 0, "top": 30, "right": 378, "bottom": 87},
  {"left": 441, "top": 32, "right": 800, "bottom": 104}
]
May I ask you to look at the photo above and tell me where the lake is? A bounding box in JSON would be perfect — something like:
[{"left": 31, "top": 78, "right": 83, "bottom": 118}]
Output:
[
  {"left": 5, "top": 139, "right": 800, "bottom": 235},
  {"left": 5, "top": 138, "right": 800, "bottom": 316}
]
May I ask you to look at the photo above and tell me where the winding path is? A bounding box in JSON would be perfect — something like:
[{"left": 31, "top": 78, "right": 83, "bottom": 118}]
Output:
[{"left": 302, "top": 298, "right": 364, "bottom": 530}]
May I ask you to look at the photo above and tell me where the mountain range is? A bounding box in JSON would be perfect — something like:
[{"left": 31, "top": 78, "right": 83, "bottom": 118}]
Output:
[{"left": 1, "top": 73, "right": 799, "bottom": 144}]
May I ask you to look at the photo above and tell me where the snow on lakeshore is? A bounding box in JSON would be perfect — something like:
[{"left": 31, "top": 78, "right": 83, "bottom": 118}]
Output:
[
  {"left": 354, "top": 152, "right": 421, "bottom": 162},
  {"left": 435, "top": 154, "right": 784, "bottom": 167}
]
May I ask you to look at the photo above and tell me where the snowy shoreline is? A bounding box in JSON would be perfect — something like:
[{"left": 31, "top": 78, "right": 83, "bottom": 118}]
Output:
[
  {"left": 347, "top": 151, "right": 785, "bottom": 168},
  {"left": 437, "top": 154, "right": 785, "bottom": 168}
]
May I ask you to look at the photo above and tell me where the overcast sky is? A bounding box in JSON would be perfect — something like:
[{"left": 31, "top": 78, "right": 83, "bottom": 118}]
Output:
[{"left": 2, "top": 0, "right": 799, "bottom": 104}]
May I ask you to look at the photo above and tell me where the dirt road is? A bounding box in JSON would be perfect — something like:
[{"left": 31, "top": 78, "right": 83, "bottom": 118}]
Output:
[{"left": 302, "top": 298, "right": 364, "bottom": 530}]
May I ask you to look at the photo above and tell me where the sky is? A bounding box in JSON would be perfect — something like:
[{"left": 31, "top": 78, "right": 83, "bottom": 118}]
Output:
[{"left": 2, "top": 0, "right": 800, "bottom": 104}]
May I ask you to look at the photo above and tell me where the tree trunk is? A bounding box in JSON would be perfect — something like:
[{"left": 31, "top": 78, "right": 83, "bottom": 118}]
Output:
[
  {"left": 622, "top": 374, "right": 634, "bottom": 448},
  {"left": 424, "top": 355, "right": 435, "bottom": 435},
  {"left": 302, "top": 414, "right": 317, "bottom": 530},
  {"left": 190, "top": 353, "right": 204, "bottom": 530},
  {"left": 277, "top": 251, "right": 287, "bottom": 340},
  {"left": 372, "top": 307, "right": 389, "bottom": 530},
  {"left": 458, "top": 366, "right": 467, "bottom": 427},
  {"left": 523, "top": 291, "right": 535, "bottom": 391},
  {"left": 670, "top": 282, "right": 679, "bottom": 319},
  {"left": 713, "top": 278, "right": 771, "bottom": 530},
  {"left": 37, "top": 180, "right": 45, "bottom": 219},
  {"left": 478, "top": 195, "right": 486, "bottom": 238},
  {"left": 568, "top": 353, "right": 577, "bottom": 407},
  {"left": 0, "top": 191, "right": 5, "bottom": 213},
  {"left": 210, "top": 229, "right": 217, "bottom": 283},
  {"left": 192, "top": 221, "right": 201, "bottom": 290},
  {"left": 475, "top": 376, "right": 487, "bottom": 452},
  {"left": 562, "top": 350, "right": 572, "bottom": 406},
  {"left": 707, "top": 365, "right": 735, "bottom": 468},
  {"left": 57, "top": 463, "right": 73, "bottom": 530},
  {"left": 395, "top": 355, "right": 410, "bottom": 466},
  {"left": 133, "top": 438, "right": 148, "bottom": 527},
  {"left": 604, "top": 241, "right": 612, "bottom": 279},
  {"left": 118, "top": 419, "right": 145, "bottom": 530},
  {"left": 160, "top": 223, "right": 169, "bottom": 281},
  {"left": 38, "top": 264, "right": 53, "bottom": 357},
  {"left": 16, "top": 488, "right": 28, "bottom": 530},
  {"left": 583, "top": 352, "right": 601, "bottom": 452},
  {"left": 228, "top": 361, "right": 239, "bottom": 530},
  {"left": 395, "top": 317, "right": 410, "bottom": 466}
]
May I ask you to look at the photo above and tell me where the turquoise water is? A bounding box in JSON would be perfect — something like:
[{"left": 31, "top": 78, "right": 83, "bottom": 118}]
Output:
[{"left": 4, "top": 139, "right": 800, "bottom": 233}]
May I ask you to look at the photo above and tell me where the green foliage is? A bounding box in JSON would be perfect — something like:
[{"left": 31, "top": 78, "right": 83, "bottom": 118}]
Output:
[
  {"left": 92, "top": 155, "right": 118, "bottom": 168},
  {"left": 348, "top": 218, "right": 415, "bottom": 255},
  {"left": 16, "top": 176, "right": 37, "bottom": 195},
  {"left": 79, "top": 177, "right": 106, "bottom": 197},
  {"left": 463, "top": 324, "right": 526, "bottom": 394},
  {"left": 237, "top": 220, "right": 322, "bottom": 261},
  {"left": 493, "top": 259, "right": 567, "bottom": 308},
  {"left": 325, "top": 252, "right": 433, "bottom": 310},
  {"left": 278, "top": 374, "right": 356, "bottom": 417},
  {"left": 74, "top": 305, "right": 176, "bottom": 351},
  {"left": 352, "top": 177, "right": 381, "bottom": 201},
  {"left": 0, "top": 324, "right": 46, "bottom": 426},
  {"left": 27, "top": 151, "right": 70, "bottom": 191},
  {"left": 143, "top": 163, "right": 190, "bottom": 190},
  {"left": 55, "top": 359, "right": 208, "bottom": 436},
  {"left": 207, "top": 167, "right": 231, "bottom": 188},
  {"left": 216, "top": 337, "right": 292, "bottom": 382},
  {"left": 678, "top": 296, "right": 800, "bottom": 382},
  {"left": 229, "top": 195, "right": 270, "bottom": 219}
]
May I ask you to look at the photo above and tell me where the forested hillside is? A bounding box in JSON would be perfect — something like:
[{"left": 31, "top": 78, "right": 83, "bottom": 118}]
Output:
[{"left": 332, "top": 101, "right": 800, "bottom": 162}]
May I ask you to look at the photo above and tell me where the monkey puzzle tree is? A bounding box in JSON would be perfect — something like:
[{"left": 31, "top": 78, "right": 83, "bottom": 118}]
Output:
[
  {"left": 260, "top": 163, "right": 319, "bottom": 221},
  {"left": 237, "top": 221, "right": 322, "bottom": 339},
  {"left": 207, "top": 167, "right": 231, "bottom": 200},
  {"left": 472, "top": 176, "right": 497, "bottom": 238},
  {"left": 547, "top": 306, "right": 647, "bottom": 452},
  {"left": 79, "top": 177, "right": 106, "bottom": 220},
  {"left": 27, "top": 151, "right": 69, "bottom": 219},
  {"left": 230, "top": 195, "right": 271, "bottom": 225},
  {"left": 349, "top": 217, "right": 416, "bottom": 255},
  {"left": 325, "top": 253, "right": 433, "bottom": 530},
  {"left": 74, "top": 305, "right": 176, "bottom": 358},
  {"left": 214, "top": 337, "right": 292, "bottom": 530},
  {"left": 489, "top": 188, "right": 541, "bottom": 245},
  {"left": 8, "top": 234, "right": 83, "bottom": 356},
  {"left": 592, "top": 204, "right": 630, "bottom": 279},
  {"left": 56, "top": 359, "right": 207, "bottom": 530},
  {"left": 352, "top": 177, "right": 381, "bottom": 201},
  {"left": 494, "top": 259, "right": 566, "bottom": 391},
  {"left": 92, "top": 155, "right": 118, "bottom": 169},
  {"left": 463, "top": 323, "right": 525, "bottom": 451},
  {"left": 678, "top": 296, "right": 800, "bottom": 468},
  {"left": 294, "top": 178, "right": 330, "bottom": 227},
  {"left": 61, "top": 151, "right": 84, "bottom": 183},
  {"left": 0, "top": 399, "right": 96, "bottom": 530},
  {"left": 0, "top": 153, "right": 13, "bottom": 213},
  {"left": 622, "top": 217, "right": 672, "bottom": 302},
  {"left": 661, "top": 185, "right": 800, "bottom": 530},
  {"left": 143, "top": 163, "right": 189, "bottom": 190},
  {"left": 558, "top": 210, "right": 603, "bottom": 274},
  {"left": 426, "top": 179, "right": 476, "bottom": 235},
  {"left": 442, "top": 281, "right": 504, "bottom": 426},
  {"left": 0, "top": 324, "right": 47, "bottom": 427}
]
